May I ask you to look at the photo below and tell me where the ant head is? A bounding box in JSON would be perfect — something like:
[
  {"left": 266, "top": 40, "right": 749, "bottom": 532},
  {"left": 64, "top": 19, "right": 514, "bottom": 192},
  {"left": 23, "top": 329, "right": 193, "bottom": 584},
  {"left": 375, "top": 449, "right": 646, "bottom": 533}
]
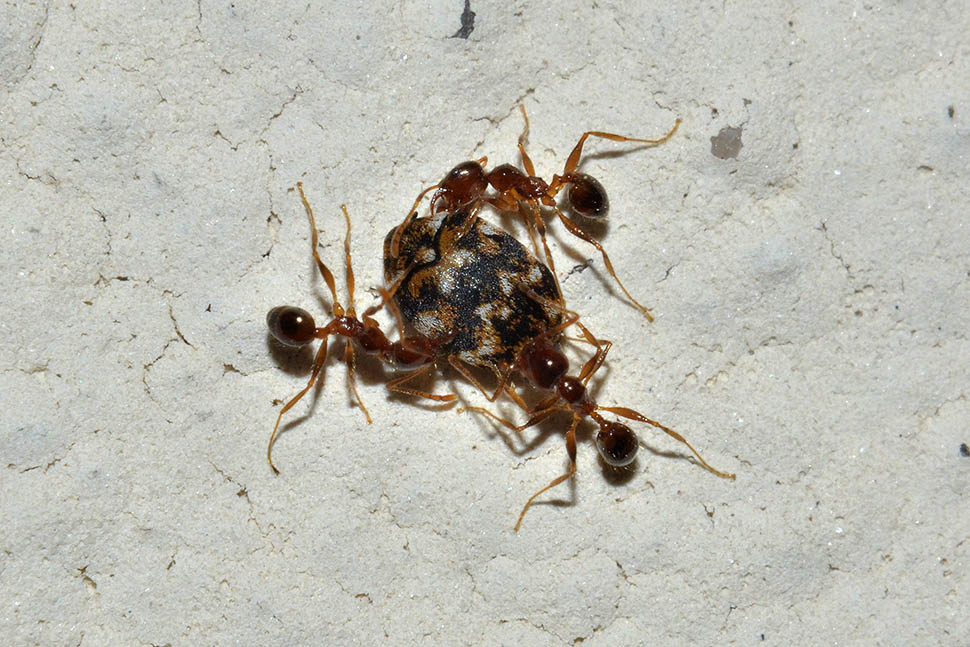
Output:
[
  {"left": 267, "top": 305, "right": 316, "bottom": 346},
  {"left": 519, "top": 340, "right": 568, "bottom": 390},
  {"left": 439, "top": 160, "right": 489, "bottom": 209},
  {"left": 391, "top": 336, "right": 436, "bottom": 369},
  {"left": 567, "top": 173, "right": 609, "bottom": 219},
  {"left": 595, "top": 420, "right": 638, "bottom": 467}
]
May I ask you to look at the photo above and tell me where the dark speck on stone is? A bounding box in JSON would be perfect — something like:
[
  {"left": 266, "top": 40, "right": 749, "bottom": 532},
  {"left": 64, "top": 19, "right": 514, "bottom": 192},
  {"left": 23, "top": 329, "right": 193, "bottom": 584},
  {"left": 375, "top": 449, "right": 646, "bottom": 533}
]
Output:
[
  {"left": 451, "top": 0, "right": 475, "bottom": 39},
  {"left": 711, "top": 126, "right": 743, "bottom": 159}
]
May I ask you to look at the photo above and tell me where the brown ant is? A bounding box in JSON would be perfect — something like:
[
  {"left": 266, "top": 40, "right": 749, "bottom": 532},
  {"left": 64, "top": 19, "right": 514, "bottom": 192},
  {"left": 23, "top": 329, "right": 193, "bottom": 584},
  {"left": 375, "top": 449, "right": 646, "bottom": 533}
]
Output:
[
  {"left": 389, "top": 106, "right": 681, "bottom": 322},
  {"left": 460, "top": 298, "right": 735, "bottom": 531},
  {"left": 265, "top": 183, "right": 455, "bottom": 473}
]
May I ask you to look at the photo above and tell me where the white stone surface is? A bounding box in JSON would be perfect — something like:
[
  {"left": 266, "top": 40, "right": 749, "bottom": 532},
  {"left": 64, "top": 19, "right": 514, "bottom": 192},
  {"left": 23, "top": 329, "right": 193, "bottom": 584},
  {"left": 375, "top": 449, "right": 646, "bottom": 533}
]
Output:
[{"left": 1, "top": 1, "right": 967, "bottom": 645}]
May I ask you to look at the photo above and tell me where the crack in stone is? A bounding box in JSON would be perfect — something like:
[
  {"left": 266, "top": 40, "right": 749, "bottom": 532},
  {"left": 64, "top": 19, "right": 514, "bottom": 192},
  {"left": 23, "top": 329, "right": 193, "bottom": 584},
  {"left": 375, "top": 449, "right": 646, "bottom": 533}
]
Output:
[
  {"left": 817, "top": 220, "right": 852, "bottom": 279},
  {"left": 8, "top": 2, "right": 50, "bottom": 87}
]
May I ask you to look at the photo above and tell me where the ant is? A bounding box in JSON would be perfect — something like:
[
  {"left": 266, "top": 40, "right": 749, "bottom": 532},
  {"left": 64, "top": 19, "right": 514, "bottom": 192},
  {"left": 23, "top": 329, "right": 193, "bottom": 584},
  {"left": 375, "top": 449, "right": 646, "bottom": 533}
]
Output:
[
  {"left": 265, "top": 183, "right": 456, "bottom": 473},
  {"left": 385, "top": 207, "right": 736, "bottom": 530},
  {"left": 389, "top": 105, "right": 681, "bottom": 322},
  {"left": 463, "top": 299, "right": 735, "bottom": 531}
]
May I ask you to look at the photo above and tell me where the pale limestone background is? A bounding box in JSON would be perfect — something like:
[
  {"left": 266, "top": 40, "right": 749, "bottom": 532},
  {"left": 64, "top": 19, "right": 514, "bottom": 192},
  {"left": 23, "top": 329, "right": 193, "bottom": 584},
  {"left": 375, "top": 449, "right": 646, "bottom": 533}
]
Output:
[{"left": 2, "top": 1, "right": 968, "bottom": 645}]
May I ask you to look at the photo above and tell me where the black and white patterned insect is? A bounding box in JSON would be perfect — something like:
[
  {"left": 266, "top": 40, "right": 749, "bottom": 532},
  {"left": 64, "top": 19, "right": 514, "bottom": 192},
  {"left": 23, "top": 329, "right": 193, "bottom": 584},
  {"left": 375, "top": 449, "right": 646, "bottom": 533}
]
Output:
[{"left": 383, "top": 208, "right": 564, "bottom": 390}]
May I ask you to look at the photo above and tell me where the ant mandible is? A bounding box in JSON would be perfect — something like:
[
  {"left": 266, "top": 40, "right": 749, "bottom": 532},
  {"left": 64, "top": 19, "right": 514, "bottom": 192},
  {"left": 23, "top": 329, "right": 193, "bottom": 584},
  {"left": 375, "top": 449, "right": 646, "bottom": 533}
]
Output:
[
  {"left": 389, "top": 105, "right": 681, "bottom": 322},
  {"left": 265, "top": 183, "right": 455, "bottom": 473}
]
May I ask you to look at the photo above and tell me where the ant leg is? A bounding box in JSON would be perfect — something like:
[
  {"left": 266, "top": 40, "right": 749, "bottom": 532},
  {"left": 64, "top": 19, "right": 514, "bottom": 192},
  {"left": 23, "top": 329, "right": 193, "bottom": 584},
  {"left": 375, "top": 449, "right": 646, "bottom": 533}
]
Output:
[
  {"left": 567, "top": 321, "right": 603, "bottom": 347},
  {"left": 573, "top": 321, "right": 612, "bottom": 385},
  {"left": 552, "top": 206, "right": 654, "bottom": 322},
  {"left": 510, "top": 104, "right": 554, "bottom": 270},
  {"left": 516, "top": 284, "right": 582, "bottom": 347},
  {"left": 386, "top": 364, "right": 457, "bottom": 402},
  {"left": 362, "top": 286, "right": 446, "bottom": 395},
  {"left": 502, "top": 382, "right": 532, "bottom": 413},
  {"left": 343, "top": 339, "right": 372, "bottom": 424},
  {"left": 484, "top": 364, "right": 534, "bottom": 412},
  {"left": 487, "top": 364, "right": 515, "bottom": 403},
  {"left": 460, "top": 403, "right": 564, "bottom": 434},
  {"left": 362, "top": 264, "right": 416, "bottom": 322},
  {"left": 448, "top": 356, "right": 505, "bottom": 402},
  {"left": 435, "top": 207, "right": 481, "bottom": 259},
  {"left": 363, "top": 286, "right": 404, "bottom": 334},
  {"left": 532, "top": 392, "right": 560, "bottom": 411},
  {"left": 554, "top": 118, "right": 682, "bottom": 185},
  {"left": 514, "top": 415, "right": 580, "bottom": 531},
  {"left": 486, "top": 107, "right": 544, "bottom": 260},
  {"left": 528, "top": 202, "right": 566, "bottom": 302},
  {"left": 481, "top": 192, "right": 521, "bottom": 215},
  {"left": 267, "top": 333, "right": 331, "bottom": 474},
  {"left": 464, "top": 362, "right": 548, "bottom": 413},
  {"left": 339, "top": 205, "right": 358, "bottom": 317},
  {"left": 390, "top": 182, "right": 441, "bottom": 258},
  {"left": 297, "top": 183, "right": 345, "bottom": 315},
  {"left": 517, "top": 104, "right": 538, "bottom": 177},
  {"left": 599, "top": 405, "right": 736, "bottom": 480},
  {"left": 579, "top": 338, "right": 612, "bottom": 386},
  {"left": 515, "top": 203, "right": 542, "bottom": 259}
]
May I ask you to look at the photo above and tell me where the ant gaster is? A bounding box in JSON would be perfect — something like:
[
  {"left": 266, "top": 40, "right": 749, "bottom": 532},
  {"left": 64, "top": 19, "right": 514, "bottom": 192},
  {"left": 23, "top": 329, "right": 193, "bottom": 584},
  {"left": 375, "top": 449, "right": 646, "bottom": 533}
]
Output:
[{"left": 266, "top": 183, "right": 455, "bottom": 473}]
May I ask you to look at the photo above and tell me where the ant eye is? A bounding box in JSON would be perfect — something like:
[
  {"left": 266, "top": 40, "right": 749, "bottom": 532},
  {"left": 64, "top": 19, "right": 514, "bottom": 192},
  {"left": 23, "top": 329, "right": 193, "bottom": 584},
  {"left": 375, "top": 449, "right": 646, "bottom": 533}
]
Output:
[
  {"left": 595, "top": 422, "right": 638, "bottom": 467},
  {"left": 267, "top": 306, "right": 316, "bottom": 346},
  {"left": 567, "top": 173, "right": 609, "bottom": 219}
]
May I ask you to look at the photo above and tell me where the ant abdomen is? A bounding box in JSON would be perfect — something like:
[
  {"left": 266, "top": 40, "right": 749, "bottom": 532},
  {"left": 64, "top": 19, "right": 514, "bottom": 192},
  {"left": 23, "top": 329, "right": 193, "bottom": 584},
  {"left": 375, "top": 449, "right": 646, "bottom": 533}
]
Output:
[
  {"left": 595, "top": 421, "right": 638, "bottom": 467},
  {"left": 267, "top": 305, "right": 316, "bottom": 346},
  {"left": 566, "top": 173, "right": 609, "bottom": 219}
]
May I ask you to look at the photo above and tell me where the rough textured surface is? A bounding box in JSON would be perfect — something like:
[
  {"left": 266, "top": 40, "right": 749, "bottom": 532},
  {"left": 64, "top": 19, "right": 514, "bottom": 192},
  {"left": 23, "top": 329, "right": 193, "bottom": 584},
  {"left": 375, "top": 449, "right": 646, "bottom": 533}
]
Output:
[{"left": 2, "top": 1, "right": 967, "bottom": 645}]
